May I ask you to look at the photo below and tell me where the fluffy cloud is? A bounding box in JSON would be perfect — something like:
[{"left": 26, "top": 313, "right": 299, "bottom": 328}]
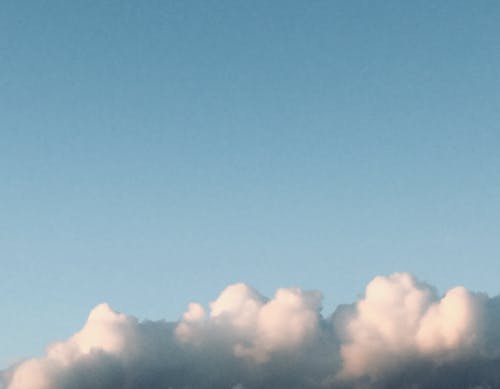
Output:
[
  {"left": 339, "top": 273, "right": 484, "bottom": 379},
  {"left": 5, "top": 304, "right": 139, "bottom": 389},
  {"left": 176, "top": 283, "right": 322, "bottom": 362},
  {"left": 3, "top": 273, "right": 500, "bottom": 389}
]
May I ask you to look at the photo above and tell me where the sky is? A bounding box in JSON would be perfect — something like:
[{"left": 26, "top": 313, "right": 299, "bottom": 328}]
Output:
[{"left": 1, "top": 0, "right": 500, "bottom": 376}]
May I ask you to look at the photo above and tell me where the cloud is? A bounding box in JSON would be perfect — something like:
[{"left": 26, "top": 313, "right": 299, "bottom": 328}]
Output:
[
  {"left": 4, "top": 304, "right": 139, "bottom": 389},
  {"left": 176, "top": 283, "right": 322, "bottom": 362},
  {"left": 339, "top": 272, "right": 484, "bottom": 379},
  {"left": 3, "top": 272, "right": 500, "bottom": 388}
]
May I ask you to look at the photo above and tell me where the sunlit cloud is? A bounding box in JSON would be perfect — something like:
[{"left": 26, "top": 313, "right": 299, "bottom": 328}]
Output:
[{"left": 4, "top": 272, "right": 500, "bottom": 388}]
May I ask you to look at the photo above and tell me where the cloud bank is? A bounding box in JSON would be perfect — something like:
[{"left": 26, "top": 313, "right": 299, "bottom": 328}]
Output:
[{"left": 4, "top": 272, "right": 500, "bottom": 388}]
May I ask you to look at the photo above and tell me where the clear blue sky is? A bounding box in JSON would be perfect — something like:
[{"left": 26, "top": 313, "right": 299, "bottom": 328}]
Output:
[{"left": 1, "top": 0, "right": 499, "bottom": 368}]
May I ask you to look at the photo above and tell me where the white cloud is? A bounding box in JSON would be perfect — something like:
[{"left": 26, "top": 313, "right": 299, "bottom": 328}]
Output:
[
  {"left": 6, "top": 304, "right": 138, "bottom": 389},
  {"left": 176, "top": 283, "right": 322, "bottom": 362},
  {"left": 339, "top": 273, "right": 484, "bottom": 379},
  {"left": 3, "top": 273, "right": 500, "bottom": 389}
]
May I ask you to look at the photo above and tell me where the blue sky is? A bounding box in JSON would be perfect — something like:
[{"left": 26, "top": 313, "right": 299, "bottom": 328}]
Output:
[{"left": 1, "top": 0, "right": 500, "bottom": 368}]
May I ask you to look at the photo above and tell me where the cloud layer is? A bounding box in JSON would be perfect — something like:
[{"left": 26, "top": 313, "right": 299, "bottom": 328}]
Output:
[{"left": 4, "top": 272, "right": 500, "bottom": 388}]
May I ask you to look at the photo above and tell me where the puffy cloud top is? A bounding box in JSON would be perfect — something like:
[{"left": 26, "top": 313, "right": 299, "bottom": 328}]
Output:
[
  {"left": 339, "top": 273, "right": 484, "bottom": 379},
  {"left": 176, "top": 283, "right": 322, "bottom": 362},
  {"left": 3, "top": 273, "right": 500, "bottom": 389},
  {"left": 6, "top": 304, "right": 138, "bottom": 389}
]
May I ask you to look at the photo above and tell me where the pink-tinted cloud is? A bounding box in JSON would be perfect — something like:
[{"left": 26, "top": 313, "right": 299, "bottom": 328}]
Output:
[{"left": 4, "top": 273, "right": 500, "bottom": 389}]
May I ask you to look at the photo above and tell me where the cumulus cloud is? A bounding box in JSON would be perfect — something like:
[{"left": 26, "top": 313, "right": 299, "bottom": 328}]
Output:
[
  {"left": 339, "top": 273, "right": 484, "bottom": 379},
  {"left": 5, "top": 304, "right": 140, "bottom": 389},
  {"left": 3, "top": 272, "right": 500, "bottom": 389},
  {"left": 176, "top": 283, "right": 322, "bottom": 362}
]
